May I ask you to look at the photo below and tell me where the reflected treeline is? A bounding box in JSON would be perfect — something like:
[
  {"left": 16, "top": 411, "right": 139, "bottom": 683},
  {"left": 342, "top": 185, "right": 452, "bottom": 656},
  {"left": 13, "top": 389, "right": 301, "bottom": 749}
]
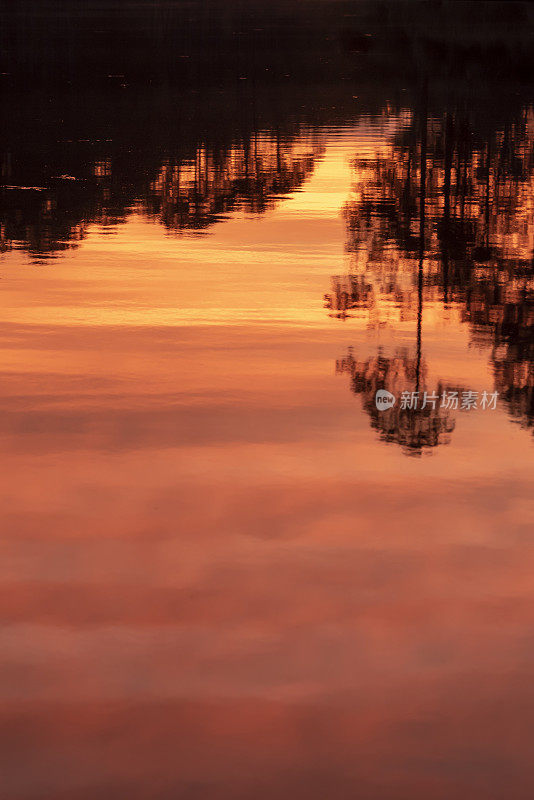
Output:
[
  {"left": 327, "top": 102, "right": 534, "bottom": 449},
  {"left": 3, "top": 0, "right": 533, "bottom": 258},
  {"left": 0, "top": 104, "right": 325, "bottom": 258},
  {"left": 144, "top": 130, "right": 323, "bottom": 232}
]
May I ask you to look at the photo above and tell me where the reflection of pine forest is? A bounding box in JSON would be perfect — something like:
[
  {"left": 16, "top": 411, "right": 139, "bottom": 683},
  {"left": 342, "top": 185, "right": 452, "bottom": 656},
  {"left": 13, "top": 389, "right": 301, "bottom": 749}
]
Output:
[
  {"left": 325, "top": 104, "right": 534, "bottom": 454},
  {"left": 2, "top": 2, "right": 534, "bottom": 456},
  {"left": 0, "top": 116, "right": 325, "bottom": 256}
]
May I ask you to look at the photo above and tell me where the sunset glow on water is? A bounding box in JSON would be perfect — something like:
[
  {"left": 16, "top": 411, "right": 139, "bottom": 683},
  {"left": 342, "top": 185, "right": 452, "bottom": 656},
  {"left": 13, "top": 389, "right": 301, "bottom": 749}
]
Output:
[{"left": 1, "top": 2, "right": 534, "bottom": 797}]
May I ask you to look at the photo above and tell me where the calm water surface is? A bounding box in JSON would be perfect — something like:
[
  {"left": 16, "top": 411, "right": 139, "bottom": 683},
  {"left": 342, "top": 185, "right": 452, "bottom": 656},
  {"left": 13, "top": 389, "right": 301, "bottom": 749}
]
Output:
[{"left": 1, "top": 66, "right": 534, "bottom": 800}]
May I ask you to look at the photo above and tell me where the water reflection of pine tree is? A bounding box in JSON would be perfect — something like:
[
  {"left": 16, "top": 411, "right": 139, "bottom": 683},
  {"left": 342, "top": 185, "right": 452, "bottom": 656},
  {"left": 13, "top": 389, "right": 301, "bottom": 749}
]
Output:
[
  {"left": 334, "top": 102, "right": 534, "bottom": 433},
  {"left": 336, "top": 348, "right": 458, "bottom": 455},
  {"left": 335, "top": 106, "right": 462, "bottom": 456}
]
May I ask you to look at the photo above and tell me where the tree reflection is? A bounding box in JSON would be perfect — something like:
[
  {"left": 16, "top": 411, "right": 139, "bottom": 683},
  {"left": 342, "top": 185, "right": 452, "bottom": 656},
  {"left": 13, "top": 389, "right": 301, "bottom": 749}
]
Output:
[
  {"left": 336, "top": 348, "right": 458, "bottom": 456},
  {"left": 329, "top": 101, "right": 534, "bottom": 446},
  {"left": 144, "top": 130, "right": 323, "bottom": 232},
  {"left": 0, "top": 104, "right": 324, "bottom": 258}
]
